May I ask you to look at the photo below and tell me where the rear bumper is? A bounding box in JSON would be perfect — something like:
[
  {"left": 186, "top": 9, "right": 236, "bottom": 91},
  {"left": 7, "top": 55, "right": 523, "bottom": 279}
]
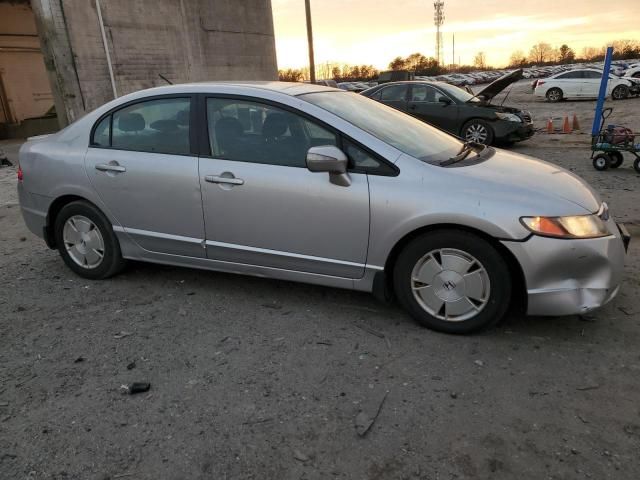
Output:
[
  {"left": 502, "top": 221, "right": 627, "bottom": 316},
  {"left": 17, "top": 182, "right": 47, "bottom": 240}
]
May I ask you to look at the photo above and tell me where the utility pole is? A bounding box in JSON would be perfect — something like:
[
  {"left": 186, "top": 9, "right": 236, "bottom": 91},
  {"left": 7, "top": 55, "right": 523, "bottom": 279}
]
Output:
[
  {"left": 433, "top": 1, "right": 444, "bottom": 67},
  {"left": 305, "top": 0, "right": 316, "bottom": 83},
  {"left": 452, "top": 32, "right": 455, "bottom": 71}
]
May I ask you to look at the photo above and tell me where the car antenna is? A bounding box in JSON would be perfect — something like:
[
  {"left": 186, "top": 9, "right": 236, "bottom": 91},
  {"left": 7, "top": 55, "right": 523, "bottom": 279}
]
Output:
[{"left": 159, "top": 74, "right": 173, "bottom": 85}]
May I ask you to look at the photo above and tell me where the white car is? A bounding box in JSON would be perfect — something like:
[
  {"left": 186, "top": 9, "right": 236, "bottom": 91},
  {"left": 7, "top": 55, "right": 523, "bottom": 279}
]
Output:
[
  {"left": 624, "top": 66, "right": 640, "bottom": 78},
  {"left": 534, "top": 68, "right": 635, "bottom": 101}
]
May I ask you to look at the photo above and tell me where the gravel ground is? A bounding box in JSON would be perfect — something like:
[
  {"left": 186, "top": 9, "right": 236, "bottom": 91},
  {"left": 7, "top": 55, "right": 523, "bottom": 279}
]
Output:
[{"left": 1, "top": 87, "right": 640, "bottom": 480}]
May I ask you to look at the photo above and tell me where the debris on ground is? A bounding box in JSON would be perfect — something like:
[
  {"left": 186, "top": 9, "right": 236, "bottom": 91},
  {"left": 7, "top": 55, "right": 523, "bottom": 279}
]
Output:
[
  {"left": 126, "top": 361, "right": 136, "bottom": 370},
  {"left": 120, "top": 382, "right": 151, "bottom": 395},
  {"left": 354, "top": 323, "right": 385, "bottom": 339},
  {"left": 292, "top": 448, "right": 310, "bottom": 462},
  {"left": 355, "top": 390, "right": 389, "bottom": 437},
  {"left": 113, "top": 331, "right": 132, "bottom": 339}
]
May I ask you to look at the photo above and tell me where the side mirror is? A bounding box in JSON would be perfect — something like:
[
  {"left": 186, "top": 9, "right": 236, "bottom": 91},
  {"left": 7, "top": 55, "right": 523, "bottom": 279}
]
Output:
[
  {"left": 306, "top": 145, "right": 351, "bottom": 187},
  {"left": 438, "top": 96, "right": 452, "bottom": 105}
]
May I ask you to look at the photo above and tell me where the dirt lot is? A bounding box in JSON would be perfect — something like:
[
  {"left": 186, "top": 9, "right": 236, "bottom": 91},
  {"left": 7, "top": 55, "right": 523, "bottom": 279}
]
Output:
[{"left": 1, "top": 87, "right": 640, "bottom": 480}]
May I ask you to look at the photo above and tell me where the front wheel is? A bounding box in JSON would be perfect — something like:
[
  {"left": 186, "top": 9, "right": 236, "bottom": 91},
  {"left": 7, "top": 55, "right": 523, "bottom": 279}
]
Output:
[
  {"left": 611, "top": 85, "right": 629, "bottom": 100},
  {"left": 592, "top": 153, "right": 611, "bottom": 171},
  {"left": 461, "top": 119, "right": 494, "bottom": 145},
  {"left": 54, "top": 200, "right": 126, "bottom": 279},
  {"left": 393, "top": 230, "right": 511, "bottom": 334},
  {"left": 634, "top": 157, "right": 640, "bottom": 174}
]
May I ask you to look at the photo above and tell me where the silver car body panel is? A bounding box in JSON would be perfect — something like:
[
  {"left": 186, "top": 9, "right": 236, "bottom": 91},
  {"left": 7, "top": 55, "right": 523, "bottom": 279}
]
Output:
[
  {"left": 502, "top": 215, "right": 626, "bottom": 315},
  {"left": 17, "top": 81, "right": 627, "bottom": 317}
]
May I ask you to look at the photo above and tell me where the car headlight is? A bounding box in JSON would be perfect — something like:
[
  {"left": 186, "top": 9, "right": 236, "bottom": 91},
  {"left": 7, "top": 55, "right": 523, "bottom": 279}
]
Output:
[
  {"left": 495, "top": 112, "right": 522, "bottom": 122},
  {"left": 520, "top": 213, "right": 609, "bottom": 239}
]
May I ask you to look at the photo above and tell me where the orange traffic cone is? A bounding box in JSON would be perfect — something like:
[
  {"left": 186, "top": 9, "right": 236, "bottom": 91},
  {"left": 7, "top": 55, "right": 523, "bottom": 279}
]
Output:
[
  {"left": 562, "top": 115, "right": 571, "bottom": 133},
  {"left": 572, "top": 113, "right": 580, "bottom": 131},
  {"left": 547, "top": 117, "right": 554, "bottom": 133}
]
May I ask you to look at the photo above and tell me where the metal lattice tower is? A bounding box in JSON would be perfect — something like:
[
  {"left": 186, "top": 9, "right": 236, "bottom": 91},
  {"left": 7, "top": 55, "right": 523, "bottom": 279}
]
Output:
[{"left": 434, "top": 1, "right": 444, "bottom": 66}]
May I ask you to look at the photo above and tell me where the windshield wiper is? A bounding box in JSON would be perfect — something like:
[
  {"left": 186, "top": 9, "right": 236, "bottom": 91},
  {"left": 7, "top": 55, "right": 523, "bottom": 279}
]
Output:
[{"left": 441, "top": 141, "right": 486, "bottom": 166}]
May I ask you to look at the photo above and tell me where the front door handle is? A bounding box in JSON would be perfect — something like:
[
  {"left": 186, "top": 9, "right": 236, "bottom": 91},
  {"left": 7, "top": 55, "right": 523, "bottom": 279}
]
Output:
[
  {"left": 95, "top": 163, "right": 126, "bottom": 173},
  {"left": 205, "top": 175, "right": 244, "bottom": 186}
]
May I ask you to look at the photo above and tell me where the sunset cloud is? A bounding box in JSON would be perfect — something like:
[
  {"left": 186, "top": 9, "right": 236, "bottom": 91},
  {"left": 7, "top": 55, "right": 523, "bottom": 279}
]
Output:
[{"left": 273, "top": 0, "right": 640, "bottom": 69}]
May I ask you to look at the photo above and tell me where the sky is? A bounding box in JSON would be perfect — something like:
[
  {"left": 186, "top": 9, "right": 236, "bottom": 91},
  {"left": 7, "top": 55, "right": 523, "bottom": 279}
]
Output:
[{"left": 271, "top": 0, "right": 640, "bottom": 70}]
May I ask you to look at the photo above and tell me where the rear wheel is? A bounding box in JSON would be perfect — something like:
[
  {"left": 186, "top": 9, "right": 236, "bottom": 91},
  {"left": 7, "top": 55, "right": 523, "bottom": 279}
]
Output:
[
  {"left": 611, "top": 85, "right": 629, "bottom": 100},
  {"left": 546, "top": 88, "right": 563, "bottom": 102},
  {"left": 54, "top": 201, "right": 126, "bottom": 279},
  {"left": 461, "top": 119, "right": 494, "bottom": 145},
  {"left": 393, "top": 230, "right": 511, "bottom": 334},
  {"left": 592, "top": 153, "right": 611, "bottom": 171},
  {"left": 609, "top": 151, "right": 623, "bottom": 168},
  {"left": 634, "top": 157, "right": 640, "bottom": 174}
]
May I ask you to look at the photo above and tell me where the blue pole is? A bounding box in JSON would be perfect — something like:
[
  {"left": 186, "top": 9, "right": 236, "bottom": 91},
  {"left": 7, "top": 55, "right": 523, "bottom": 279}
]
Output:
[{"left": 591, "top": 46, "right": 614, "bottom": 136}]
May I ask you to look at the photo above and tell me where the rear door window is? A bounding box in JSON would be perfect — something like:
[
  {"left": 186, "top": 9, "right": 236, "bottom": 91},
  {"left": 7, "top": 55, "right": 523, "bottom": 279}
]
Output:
[
  {"left": 379, "top": 84, "right": 408, "bottom": 101},
  {"left": 110, "top": 98, "right": 191, "bottom": 155}
]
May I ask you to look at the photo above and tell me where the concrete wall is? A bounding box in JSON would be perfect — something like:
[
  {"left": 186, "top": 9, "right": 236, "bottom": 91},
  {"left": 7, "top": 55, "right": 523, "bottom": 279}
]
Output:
[
  {"left": 31, "top": 0, "right": 278, "bottom": 126},
  {"left": 0, "top": 2, "right": 54, "bottom": 124}
]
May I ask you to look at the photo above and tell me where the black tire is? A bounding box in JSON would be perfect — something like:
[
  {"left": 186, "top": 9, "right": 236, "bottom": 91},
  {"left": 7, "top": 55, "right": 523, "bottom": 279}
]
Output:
[
  {"left": 54, "top": 200, "right": 126, "bottom": 279},
  {"left": 461, "top": 119, "right": 494, "bottom": 145},
  {"left": 393, "top": 230, "right": 511, "bottom": 334},
  {"left": 634, "top": 157, "right": 640, "bottom": 174},
  {"left": 592, "top": 153, "right": 611, "bottom": 171},
  {"left": 609, "top": 151, "right": 623, "bottom": 168},
  {"left": 546, "top": 87, "right": 563, "bottom": 102},
  {"left": 611, "top": 85, "right": 629, "bottom": 100}
]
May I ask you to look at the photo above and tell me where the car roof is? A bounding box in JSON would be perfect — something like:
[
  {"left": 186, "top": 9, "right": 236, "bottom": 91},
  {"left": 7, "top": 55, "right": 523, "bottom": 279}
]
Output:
[{"left": 113, "top": 81, "right": 336, "bottom": 101}]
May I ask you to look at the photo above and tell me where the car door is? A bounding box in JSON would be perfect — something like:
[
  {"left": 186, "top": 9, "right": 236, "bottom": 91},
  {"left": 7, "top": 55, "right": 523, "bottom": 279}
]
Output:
[
  {"left": 579, "top": 70, "right": 602, "bottom": 98},
  {"left": 406, "top": 84, "right": 459, "bottom": 132},
  {"left": 554, "top": 71, "right": 581, "bottom": 98},
  {"left": 372, "top": 84, "right": 409, "bottom": 112},
  {"left": 198, "top": 96, "right": 370, "bottom": 278},
  {"left": 85, "top": 96, "right": 206, "bottom": 258}
]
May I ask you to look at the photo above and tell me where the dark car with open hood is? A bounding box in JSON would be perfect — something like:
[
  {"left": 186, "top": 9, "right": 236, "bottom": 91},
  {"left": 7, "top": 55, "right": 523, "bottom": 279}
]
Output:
[{"left": 361, "top": 69, "right": 533, "bottom": 146}]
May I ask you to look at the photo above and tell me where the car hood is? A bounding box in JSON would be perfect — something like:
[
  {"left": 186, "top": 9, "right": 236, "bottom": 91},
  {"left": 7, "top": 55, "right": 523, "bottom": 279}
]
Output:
[
  {"left": 451, "top": 149, "right": 601, "bottom": 213},
  {"left": 474, "top": 69, "right": 523, "bottom": 101}
]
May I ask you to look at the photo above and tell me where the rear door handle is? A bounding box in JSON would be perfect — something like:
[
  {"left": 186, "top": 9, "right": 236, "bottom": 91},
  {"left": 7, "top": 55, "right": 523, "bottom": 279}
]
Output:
[
  {"left": 95, "top": 163, "right": 126, "bottom": 173},
  {"left": 205, "top": 175, "right": 244, "bottom": 186}
]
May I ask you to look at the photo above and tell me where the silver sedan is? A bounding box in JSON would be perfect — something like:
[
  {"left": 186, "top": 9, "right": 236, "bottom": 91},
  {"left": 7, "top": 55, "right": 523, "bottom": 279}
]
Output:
[{"left": 17, "top": 82, "right": 629, "bottom": 333}]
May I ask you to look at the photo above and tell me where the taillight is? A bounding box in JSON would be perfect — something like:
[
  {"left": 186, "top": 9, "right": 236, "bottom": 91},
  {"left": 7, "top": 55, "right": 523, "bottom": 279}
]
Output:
[
  {"left": 17, "top": 165, "right": 23, "bottom": 182},
  {"left": 537, "top": 80, "right": 545, "bottom": 86}
]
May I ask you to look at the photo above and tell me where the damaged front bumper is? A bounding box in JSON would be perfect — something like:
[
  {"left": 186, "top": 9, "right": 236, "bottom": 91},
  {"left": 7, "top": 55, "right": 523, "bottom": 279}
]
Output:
[{"left": 502, "top": 220, "right": 628, "bottom": 316}]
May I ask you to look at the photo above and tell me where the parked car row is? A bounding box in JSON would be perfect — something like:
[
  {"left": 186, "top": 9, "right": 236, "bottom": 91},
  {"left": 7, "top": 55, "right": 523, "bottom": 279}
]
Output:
[
  {"left": 336, "top": 81, "right": 377, "bottom": 92},
  {"left": 319, "top": 59, "right": 640, "bottom": 95}
]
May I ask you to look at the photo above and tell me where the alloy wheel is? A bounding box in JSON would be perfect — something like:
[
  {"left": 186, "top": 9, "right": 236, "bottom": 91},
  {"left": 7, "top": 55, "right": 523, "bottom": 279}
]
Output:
[
  {"left": 547, "top": 89, "right": 561, "bottom": 101},
  {"left": 465, "top": 123, "right": 488, "bottom": 143},
  {"left": 410, "top": 248, "right": 490, "bottom": 322},
  {"left": 63, "top": 215, "right": 105, "bottom": 269}
]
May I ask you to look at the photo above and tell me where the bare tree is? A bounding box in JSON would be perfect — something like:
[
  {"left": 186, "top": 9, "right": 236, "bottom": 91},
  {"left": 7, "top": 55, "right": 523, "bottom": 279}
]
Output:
[
  {"left": 528, "top": 42, "right": 553, "bottom": 63},
  {"left": 278, "top": 69, "right": 305, "bottom": 82},
  {"left": 508, "top": 50, "right": 527, "bottom": 67},
  {"left": 473, "top": 51, "right": 487, "bottom": 69}
]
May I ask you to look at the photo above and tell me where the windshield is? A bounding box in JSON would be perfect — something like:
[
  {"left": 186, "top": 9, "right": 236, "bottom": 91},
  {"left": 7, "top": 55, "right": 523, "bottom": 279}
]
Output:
[
  {"left": 302, "top": 91, "right": 462, "bottom": 164},
  {"left": 435, "top": 83, "right": 480, "bottom": 103}
]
